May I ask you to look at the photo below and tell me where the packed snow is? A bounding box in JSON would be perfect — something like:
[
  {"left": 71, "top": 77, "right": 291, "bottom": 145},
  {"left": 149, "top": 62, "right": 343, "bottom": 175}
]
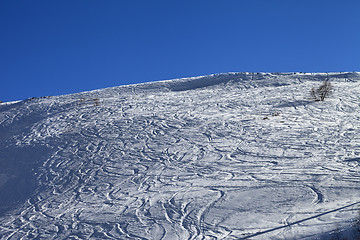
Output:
[{"left": 0, "top": 72, "right": 359, "bottom": 239}]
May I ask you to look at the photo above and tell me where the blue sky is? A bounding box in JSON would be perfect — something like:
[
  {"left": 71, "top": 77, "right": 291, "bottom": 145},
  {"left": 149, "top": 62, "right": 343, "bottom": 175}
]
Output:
[{"left": 1, "top": 1, "right": 359, "bottom": 102}]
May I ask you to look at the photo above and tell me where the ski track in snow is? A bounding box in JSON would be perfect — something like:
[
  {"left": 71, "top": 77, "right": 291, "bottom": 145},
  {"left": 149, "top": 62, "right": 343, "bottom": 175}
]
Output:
[{"left": 0, "top": 72, "right": 360, "bottom": 239}]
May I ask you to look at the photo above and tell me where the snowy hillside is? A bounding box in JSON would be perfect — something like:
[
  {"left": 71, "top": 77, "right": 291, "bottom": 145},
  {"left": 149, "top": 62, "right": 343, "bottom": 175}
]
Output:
[{"left": 0, "top": 72, "right": 360, "bottom": 239}]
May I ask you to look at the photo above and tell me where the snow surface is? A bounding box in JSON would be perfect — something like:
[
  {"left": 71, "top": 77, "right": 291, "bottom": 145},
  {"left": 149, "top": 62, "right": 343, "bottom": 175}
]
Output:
[{"left": 0, "top": 72, "right": 360, "bottom": 239}]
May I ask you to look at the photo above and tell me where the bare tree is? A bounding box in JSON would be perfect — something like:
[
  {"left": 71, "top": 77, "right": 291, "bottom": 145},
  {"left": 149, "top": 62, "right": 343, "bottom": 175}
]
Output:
[{"left": 310, "top": 81, "right": 333, "bottom": 101}]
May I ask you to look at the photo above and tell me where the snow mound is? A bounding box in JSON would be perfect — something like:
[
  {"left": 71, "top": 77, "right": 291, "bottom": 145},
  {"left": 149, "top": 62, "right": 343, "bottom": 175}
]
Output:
[{"left": 0, "top": 72, "right": 360, "bottom": 239}]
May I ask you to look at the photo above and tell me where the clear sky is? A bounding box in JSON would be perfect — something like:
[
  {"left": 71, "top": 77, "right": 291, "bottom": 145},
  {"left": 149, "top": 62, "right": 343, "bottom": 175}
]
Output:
[{"left": 1, "top": 0, "right": 359, "bottom": 102}]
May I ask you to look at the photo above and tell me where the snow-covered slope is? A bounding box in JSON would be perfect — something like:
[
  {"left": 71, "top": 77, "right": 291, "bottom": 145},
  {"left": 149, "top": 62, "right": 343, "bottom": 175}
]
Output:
[{"left": 0, "top": 72, "right": 359, "bottom": 239}]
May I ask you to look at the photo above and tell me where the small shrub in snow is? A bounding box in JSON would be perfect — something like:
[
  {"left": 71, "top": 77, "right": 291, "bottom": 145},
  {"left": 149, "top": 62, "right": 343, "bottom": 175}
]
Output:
[
  {"left": 77, "top": 97, "right": 100, "bottom": 106},
  {"left": 310, "top": 81, "right": 333, "bottom": 101},
  {"left": 93, "top": 98, "right": 100, "bottom": 106}
]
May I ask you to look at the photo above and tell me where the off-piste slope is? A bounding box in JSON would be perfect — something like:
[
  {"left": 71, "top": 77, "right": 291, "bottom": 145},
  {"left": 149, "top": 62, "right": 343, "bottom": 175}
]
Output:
[{"left": 0, "top": 72, "right": 359, "bottom": 239}]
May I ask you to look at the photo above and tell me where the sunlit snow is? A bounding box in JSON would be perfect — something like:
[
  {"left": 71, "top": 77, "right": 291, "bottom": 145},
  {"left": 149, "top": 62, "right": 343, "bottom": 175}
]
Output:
[{"left": 0, "top": 72, "right": 359, "bottom": 239}]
